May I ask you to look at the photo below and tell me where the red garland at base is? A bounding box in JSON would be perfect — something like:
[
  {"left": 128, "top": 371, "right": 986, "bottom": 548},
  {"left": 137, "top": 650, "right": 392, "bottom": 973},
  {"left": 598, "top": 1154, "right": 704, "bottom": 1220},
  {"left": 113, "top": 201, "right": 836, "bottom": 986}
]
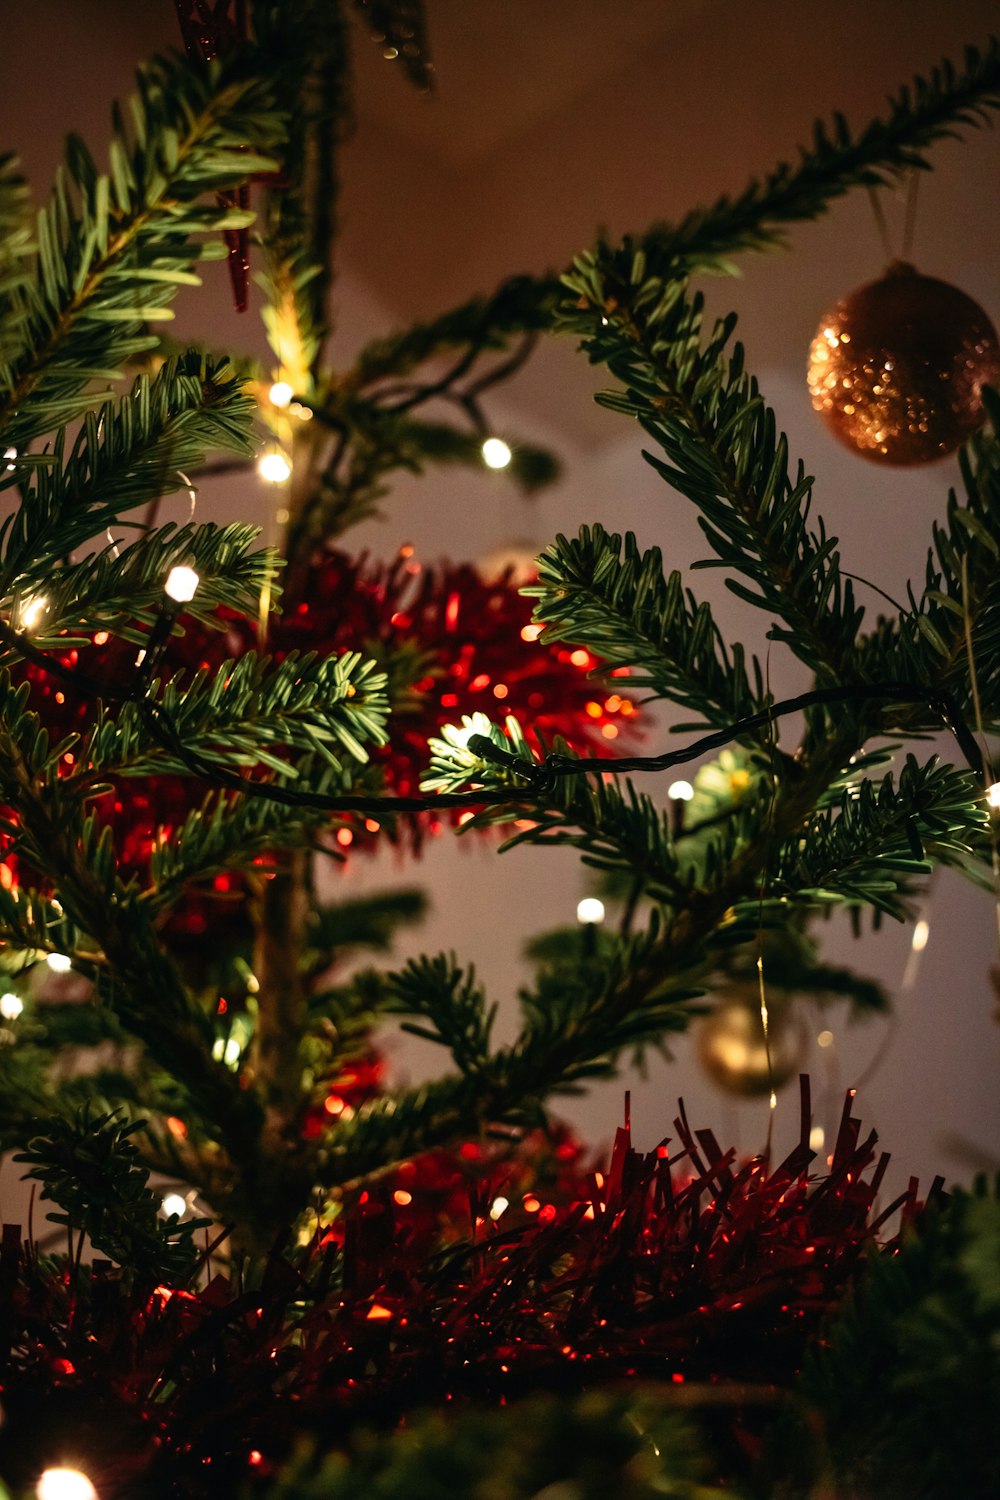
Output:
[{"left": 0, "top": 1084, "right": 935, "bottom": 1499}]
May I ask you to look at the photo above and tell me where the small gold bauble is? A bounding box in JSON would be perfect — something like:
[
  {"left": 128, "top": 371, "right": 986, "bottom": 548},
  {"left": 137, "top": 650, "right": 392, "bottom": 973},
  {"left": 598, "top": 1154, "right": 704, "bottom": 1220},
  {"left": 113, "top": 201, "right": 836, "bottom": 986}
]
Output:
[
  {"left": 807, "top": 261, "right": 1000, "bottom": 465},
  {"left": 696, "top": 988, "right": 805, "bottom": 1098}
]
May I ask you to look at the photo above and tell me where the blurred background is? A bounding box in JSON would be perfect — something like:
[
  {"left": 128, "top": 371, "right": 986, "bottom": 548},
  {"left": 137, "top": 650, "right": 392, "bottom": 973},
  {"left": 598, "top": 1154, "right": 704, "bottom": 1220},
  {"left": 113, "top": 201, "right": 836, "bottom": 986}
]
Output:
[{"left": 1, "top": 0, "right": 998, "bottom": 1187}]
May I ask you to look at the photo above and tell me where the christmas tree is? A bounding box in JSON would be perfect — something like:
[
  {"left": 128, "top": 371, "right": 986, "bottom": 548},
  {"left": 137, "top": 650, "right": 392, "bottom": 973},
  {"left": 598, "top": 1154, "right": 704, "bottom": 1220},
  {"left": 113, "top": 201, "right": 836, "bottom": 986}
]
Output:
[{"left": 0, "top": 6, "right": 998, "bottom": 1497}]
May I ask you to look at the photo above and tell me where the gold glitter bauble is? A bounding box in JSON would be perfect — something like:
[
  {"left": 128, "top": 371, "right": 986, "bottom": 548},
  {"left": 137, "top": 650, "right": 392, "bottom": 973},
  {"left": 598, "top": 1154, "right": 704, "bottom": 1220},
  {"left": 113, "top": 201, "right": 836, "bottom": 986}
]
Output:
[
  {"left": 696, "top": 988, "right": 805, "bottom": 1099},
  {"left": 807, "top": 261, "right": 1000, "bottom": 465}
]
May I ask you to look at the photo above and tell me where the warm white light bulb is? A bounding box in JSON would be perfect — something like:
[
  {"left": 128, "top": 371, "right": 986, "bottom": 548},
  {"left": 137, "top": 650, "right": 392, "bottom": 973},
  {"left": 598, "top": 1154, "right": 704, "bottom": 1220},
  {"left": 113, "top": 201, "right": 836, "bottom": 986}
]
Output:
[
  {"left": 36, "top": 1469, "right": 98, "bottom": 1500},
  {"left": 489, "top": 1196, "right": 509, "bottom": 1221},
  {"left": 258, "top": 451, "right": 291, "bottom": 484},
  {"left": 809, "top": 1125, "right": 825, "bottom": 1152},
  {"left": 19, "top": 595, "right": 47, "bottom": 631},
  {"left": 576, "top": 897, "right": 606, "bottom": 925},
  {"left": 667, "top": 780, "right": 694, "bottom": 801},
  {"left": 3, "top": 447, "right": 16, "bottom": 473},
  {"left": 268, "top": 380, "right": 294, "bottom": 408},
  {"left": 0, "top": 992, "right": 23, "bottom": 1020},
  {"left": 164, "top": 565, "right": 200, "bottom": 604},
  {"left": 161, "top": 1192, "right": 187, "bottom": 1219},
  {"left": 481, "top": 437, "right": 512, "bottom": 470},
  {"left": 988, "top": 781, "right": 1000, "bottom": 809},
  {"left": 816, "top": 1029, "right": 834, "bottom": 1049},
  {"left": 212, "top": 1036, "right": 242, "bottom": 1067},
  {"left": 46, "top": 953, "right": 72, "bottom": 974},
  {"left": 442, "top": 714, "right": 493, "bottom": 753},
  {"left": 911, "top": 918, "right": 930, "bottom": 953}
]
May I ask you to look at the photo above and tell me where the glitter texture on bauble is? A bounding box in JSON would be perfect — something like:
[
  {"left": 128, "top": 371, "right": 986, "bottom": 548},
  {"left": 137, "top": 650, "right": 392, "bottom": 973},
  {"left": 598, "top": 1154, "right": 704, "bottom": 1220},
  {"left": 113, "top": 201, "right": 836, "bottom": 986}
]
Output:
[{"left": 807, "top": 260, "right": 1000, "bottom": 465}]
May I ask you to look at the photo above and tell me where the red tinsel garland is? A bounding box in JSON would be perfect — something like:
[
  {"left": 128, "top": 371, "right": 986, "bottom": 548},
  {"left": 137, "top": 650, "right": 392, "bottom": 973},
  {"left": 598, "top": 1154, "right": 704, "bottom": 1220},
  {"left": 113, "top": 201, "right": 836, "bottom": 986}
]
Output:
[
  {"left": 0, "top": 1087, "right": 932, "bottom": 1498},
  {"left": 5, "top": 548, "right": 639, "bottom": 897}
]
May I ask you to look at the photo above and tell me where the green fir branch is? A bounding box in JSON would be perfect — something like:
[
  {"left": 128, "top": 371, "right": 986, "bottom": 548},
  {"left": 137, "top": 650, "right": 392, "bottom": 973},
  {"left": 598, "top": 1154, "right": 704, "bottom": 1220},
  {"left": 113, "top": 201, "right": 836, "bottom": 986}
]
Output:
[
  {"left": 0, "top": 153, "right": 33, "bottom": 364},
  {"left": 861, "top": 390, "right": 1000, "bottom": 734},
  {"left": 14, "top": 1109, "right": 210, "bottom": 1284},
  {"left": 305, "top": 888, "right": 427, "bottom": 961},
  {"left": 2, "top": 522, "right": 274, "bottom": 646},
  {"left": 319, "top": 925, "right": 698, "bottom": 1188},
  {"left": 787, "top": 1181, "right": 1000, "bottom": 1500},
  {"left": 389, "top": 955, "right": 497, "bottom": 1073},
  {"left": 526, "top": 524, "right": 765, "bottom": 728},
  {"left": 0, "top": 355, "right": 259, "bottom": 586},
  {"left": 759, "top": 755, "right": 988, "bottom": 920},
  {"left": 85, "top": 649, "right": 389, "bottom": 779},
  {"left": 348, "top": 275, "right": 560, "bottom": 393},
  {"left": 559, "top": 41, "right": 1000, "bottom": 293},
  {"left": 145, "top": 764, "right": 385, "bottom": 910},
  {"left": 561, "top": 286, "right": 864, "bottom": 681},
  {"left": 0, "top": 54, "right": 284, "bottom": 449}
]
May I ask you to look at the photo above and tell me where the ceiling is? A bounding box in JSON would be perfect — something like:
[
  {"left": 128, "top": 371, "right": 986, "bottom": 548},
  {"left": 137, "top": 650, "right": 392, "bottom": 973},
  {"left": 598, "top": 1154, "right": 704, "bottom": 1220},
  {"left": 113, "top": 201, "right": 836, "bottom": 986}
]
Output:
[{"left": 349, "top": 0, "right": 714, "bottom": 166}]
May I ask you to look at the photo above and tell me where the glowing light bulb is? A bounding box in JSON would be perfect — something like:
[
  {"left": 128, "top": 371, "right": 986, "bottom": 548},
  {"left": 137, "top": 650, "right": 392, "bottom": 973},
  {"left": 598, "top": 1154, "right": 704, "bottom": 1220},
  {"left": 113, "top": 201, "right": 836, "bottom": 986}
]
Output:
[
  {"left": 481, "top": 437, "right": 512, "bottom": 470},
  {"left": 46, "top": 953, "right": 72, "bottom": 974},
  {"left": 164, "top": 565, "right": 200, "bottom": 604},
  {"left": 441, "top": 713, "right": 493, "bottom": 753},
  {"left": 212, "top": 1036, "right": 242, "bottom": 1067},
  {"left": 268, "top": 380, "right": 294, "bottom": 408},
  {"left": 161, "top": 1193, "right": 187, "bottom": 1219},
  {"left": 0, "top": 992, "right": 23, "bottom": 1020},
  {"left": 257, "top": 451, "right": 291, "bottom": 484},
  {"left": 19, "top": 595, "right": 47, "bottom": 631},
  {"left": 809, "top": 1125, "right": 825, "bottom": 1152},
  {"left": 36, "top": 1469, "right": 98, "bottom": 1500},
  {"left": 911, "top": 918, "right": 930, "bottom": 953},
  {"left": 667, "top": 780, "right": 694, "bottom": 801},
  {"left": 576, "top": 897, "right": 605, "bottom": 925},
  {"left": 3, "top": 447, "right": 16, "bottom": 473},
  {"left": 988, "top": 781, "right": 1000, "bottom": 809},
  {"left": 817, "top": 1029, "right": 834, "bottom": 1049},
  {"left": 489, "top": 1196, "right": 509, "bottom": 1221}
]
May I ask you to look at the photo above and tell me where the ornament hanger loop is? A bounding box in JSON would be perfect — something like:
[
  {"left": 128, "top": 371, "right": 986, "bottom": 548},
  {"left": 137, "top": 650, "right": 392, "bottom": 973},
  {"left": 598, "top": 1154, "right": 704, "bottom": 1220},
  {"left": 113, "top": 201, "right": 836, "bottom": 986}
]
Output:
[
  {"left": 177, "top": 470, "right": 198, "bottom": 523},
  {"left": 867, "top": 168, "right": 921, "bottom": 267}
]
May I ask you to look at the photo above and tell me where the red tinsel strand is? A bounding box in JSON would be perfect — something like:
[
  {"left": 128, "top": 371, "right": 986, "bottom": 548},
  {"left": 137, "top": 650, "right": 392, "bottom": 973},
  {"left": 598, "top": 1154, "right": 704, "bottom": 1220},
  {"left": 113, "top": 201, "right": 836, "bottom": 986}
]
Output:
[
  {"left": 5, "top": 550, "right": 641, "bottom": 920},
  {"left": 173, "top": 0, "right": 247, "bottom": 59},
  {"left": 0, "top": 1092, "right": 922, "bottom": 1497},
  {"left": 173, "top": 0, "right": 253, "bottom": 311}
]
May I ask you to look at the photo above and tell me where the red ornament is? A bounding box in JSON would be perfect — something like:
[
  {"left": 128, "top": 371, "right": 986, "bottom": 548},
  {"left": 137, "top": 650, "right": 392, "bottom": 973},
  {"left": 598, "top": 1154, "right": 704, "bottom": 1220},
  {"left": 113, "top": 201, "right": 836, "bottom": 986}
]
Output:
[{"left": 807, "top": 260, "right": 1000, "bottom": 464}]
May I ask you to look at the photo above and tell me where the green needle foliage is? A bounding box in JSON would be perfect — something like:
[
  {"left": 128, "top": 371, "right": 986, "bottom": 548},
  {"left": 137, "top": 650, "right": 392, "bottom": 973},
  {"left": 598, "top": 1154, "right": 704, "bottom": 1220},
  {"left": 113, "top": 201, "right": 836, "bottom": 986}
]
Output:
[
  {"left": 781, "top": 1180, "right": 1000, "bottom": 1500},
  {"left": 0, "top": 56, "right": 284, "bottom": 450},
  {"left": 14, "top": 1109, "right": 211, "bottom": 1286},
  {"left": 270, "top": 1391, "right": 717, "bottom": 1500},
  {"left": 526, "top": 524, "right": 764, "bottom": 729},
  {"left": 0, "top": 356, "right": 259, "bottom": 587}
]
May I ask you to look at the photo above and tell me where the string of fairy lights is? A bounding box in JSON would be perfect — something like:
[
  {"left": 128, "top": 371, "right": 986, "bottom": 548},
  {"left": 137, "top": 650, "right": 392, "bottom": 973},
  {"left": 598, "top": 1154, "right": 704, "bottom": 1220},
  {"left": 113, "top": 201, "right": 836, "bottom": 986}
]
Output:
[{"left": 0, "top": 418, "right": 996, "bottom": 952}]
